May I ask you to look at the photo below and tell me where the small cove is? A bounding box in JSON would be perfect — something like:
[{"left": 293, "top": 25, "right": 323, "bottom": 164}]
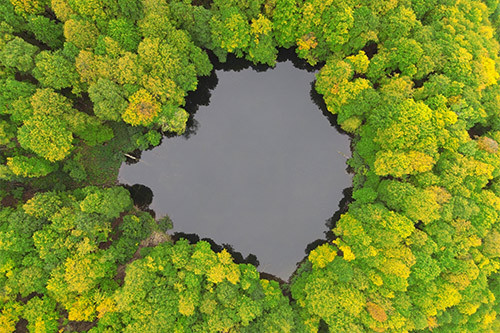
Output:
[{"left": 118, "top": 51, "right": 352, "bottom": 279}]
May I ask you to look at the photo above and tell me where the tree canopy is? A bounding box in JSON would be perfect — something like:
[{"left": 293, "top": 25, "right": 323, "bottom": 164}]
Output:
[{"left": 1, "top": 0, "right": 500, "bottom": 332}]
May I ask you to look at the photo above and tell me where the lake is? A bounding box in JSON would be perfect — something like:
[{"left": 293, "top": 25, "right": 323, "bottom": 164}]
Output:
[{"left": 118, "top": 51, "right": 352, "bottom": 279}]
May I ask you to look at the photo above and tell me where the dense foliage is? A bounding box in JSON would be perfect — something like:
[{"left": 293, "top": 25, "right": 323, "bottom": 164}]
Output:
[{"left": 1, "top": 0, "right": 500, "bottom": 331}]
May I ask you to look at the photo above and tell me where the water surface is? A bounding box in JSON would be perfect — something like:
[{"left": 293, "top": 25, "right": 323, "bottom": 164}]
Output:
[{"left": 119, "top": 55, "right": 351, "bottom": 279}]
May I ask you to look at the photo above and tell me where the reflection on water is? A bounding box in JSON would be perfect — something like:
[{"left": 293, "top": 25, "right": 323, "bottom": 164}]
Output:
[{"left": 119, "top": 50, "right": 352, "bottom": 280}]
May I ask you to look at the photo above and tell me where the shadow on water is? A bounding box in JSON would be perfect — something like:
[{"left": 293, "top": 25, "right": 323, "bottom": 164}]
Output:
[
  {"left": 172, "top": 47, "right": 325, "bottom": 139},
  {"left": 123, "top": 182, "right": 355, "bottom": 283},
  {"left": 171, "top": 232, "right": 260, "bottom": 267},
  {"left": 303, "top": 187, "right": 353, "bottom": 256},
  {"left": 120, "top": 47, "right": 353, "bottom": 283},
  {"left": 164, "top": 70, "right": 219, "bottom": 140},
  {"left": 309, "top": 80, "right": 346, "bottom": 134},
  {"left": 123, "top": 182, "right": 263, "bottom": 268},
  {"left": 123, "top": 184, "right": 156, "bottom": 218}
]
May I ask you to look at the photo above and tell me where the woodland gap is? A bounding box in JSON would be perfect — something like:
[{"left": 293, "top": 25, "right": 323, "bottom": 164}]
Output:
[{"left": 118, "top": 51, "right": 352, "bottom": 279}]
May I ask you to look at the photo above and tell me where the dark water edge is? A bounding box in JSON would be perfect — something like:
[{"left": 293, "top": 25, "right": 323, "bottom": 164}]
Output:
[
  {"left": 123, "top": 183, "right": 354, "bottom": 283},
  {"left": 119, "top": 48, "right": 353, "bottom": 281}
]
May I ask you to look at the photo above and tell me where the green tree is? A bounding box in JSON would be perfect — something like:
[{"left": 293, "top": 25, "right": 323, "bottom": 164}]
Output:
[
  {"left": 79, "top": 186, "right": 133, "bottom": 219},
  {"left": 26, "top": 15, "right": 64, "bottom": 49},
  {"left": 17, "top": 115, "right": 73, "bottom": 162},
  {"left": 33, "top": 50, "right": 80, "bottom": 90},
  {"left": 88, "top": 78, "right": 128, "bottom": 121},
  {"left": 63, "top": 18, "right": 99, "bottom": 50},
  {"left": 0, "top": 37, "right": 38, "bottom": 72}
]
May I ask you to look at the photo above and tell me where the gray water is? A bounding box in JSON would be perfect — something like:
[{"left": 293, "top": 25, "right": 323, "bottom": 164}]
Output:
[{"left": 118, "top": 56, "right": 352, "bottom": 279}]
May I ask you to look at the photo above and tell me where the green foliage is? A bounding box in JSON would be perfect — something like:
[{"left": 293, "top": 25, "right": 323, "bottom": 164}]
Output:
[
  {"left": 6, "top": 155, "right": 57, "bottom": 178},
  {"left": 17, "top": 115, "right": 73, "bottom": 162},
  {"left": 1, "top": 0, "right": 500, "bottom": 331},
  {"left": 88, "top": 78, "right": 128, "bottom": 121},
  {"left": 27, "top": 15, "right": 64, "bottom": 49},
  {"left": 0, "top": 37, "right": 38, "bottom": 72},
  {"left": 79, "top": 186, "right": 133, "bottom": 219},
  {"left": 33, "top": 50, "right": 80, "bottom": 90},
  {"left": 94, "top": 240, "right": 295, "bottom": 332},
  {"left": 107, "top": 18, "right": 141, "bottom": 52},
  {"left": 23, "top": 297, "right": 59, "bottom": 333}
]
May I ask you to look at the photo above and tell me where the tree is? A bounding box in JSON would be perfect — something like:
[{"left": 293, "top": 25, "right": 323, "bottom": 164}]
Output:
[
  {"left": 210, "top": 7, "right": 251, "bottom": 56},
  {"left": 23, "top": 297, "right": 59, "bottom": 333},
  {"left": 122, "top": 88, "right": 160, "bottom": 126},
  {"left": 9, "top": 0, "right": 48, "bottom": 16},
  {"left": 79, "top": 186, "right": 133, "bottom": 219},
  {"left": 88, "top": 78, "right": 128, "bottom": 121},
  {"left": 107, "top": 18, "right": 141, "bottom": 52},
  {"left": 6, "top": 156, "right": 57, "bottom": 178},
  {"left": 63, "top": 18, "right": 99, "bottom": 50},
  {"left": 0, "top": 37, "right": 38, "bottom": 72},
  {"left": 17, "top": 115, "right": 73, "bottom": 162},
  {"left": 27, "top": 15, "right": 64, "bottom": 49},
  {"left": 33, "top": 50, "right": 80, "bottom": 90},
  {"left": 272, "top": 0, "right": 300, "bottom": 48}
]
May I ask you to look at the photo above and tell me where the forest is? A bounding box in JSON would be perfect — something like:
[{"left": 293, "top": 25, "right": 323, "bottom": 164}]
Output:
[{"left": 1, "top": 0, "right": 500, "bottom": 332}]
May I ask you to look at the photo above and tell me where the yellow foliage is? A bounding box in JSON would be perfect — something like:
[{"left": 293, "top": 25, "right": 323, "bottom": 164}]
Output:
[
  {"left": 340, "top": 116, "right": 362, "bottom": 133},
  {"left": 96, "top": 297, "right": 117, "bottom": 318},
  {"left": 142, "top": 75, "right": 183, "bottom": 105},
  {"left": 410, "top": 151, "right": 436, "bottom": 173},
  {"left": 346, "top": 51, "right": 369, "bottom": 73},
  {"left": 333, "top": 239, "right": 355, "bottom": 261},
  {"left": 64, "top": 19, "right": 99, "bottom": 50},
  {"left": 427, "top": 316, "right": 438, "bottom": 330},
  {"left": 117, "top": 52, "right": 142, "bottom": 85},
  {"left": 434, "top": 283, "right": 462, "bottom": 311},
  {"left": 308, "top": 243, "right": 337, "bottom": 269},
  {"left": 457, "top": 302, "right": 480, "bottom": 316},
  {"left": 476, "top": 56, "right": 499, "bottom": 91},
  {"left": 76, "top": 237, "right": 98, "bottom": 256},
  {"left": 101, "top": 36, "right": 123, "bottom": 57},
  {"left": 468, "top": 235, "right": 482, "bottom": 247},
  {"left": 122, "top": 89, "right": 160, "bottom": 126},
  {"left": 369, "top": 271, "right": 384, "bottom": 286},
  {"left": 251, "top": 14, "right": 272, "bottom": 44},
  {"left": 206, "top": 250, "right": 241, "bottom": 285},
  {"left": 481, "top": 311, "right": 497, "bottom": 327},
  {"left": 51, "top": 0, "right": 75, "bottom": 22},
  {"left": 330, "top": 78, "right": 371, "bottom": 109},
  {"left": 374, "top": 150, "right": 435, "bottom": 177},
  {"left": 366, "top": 302, "right": 388, "bottom": 322},
  {"left": 178, "top": 294, "right": 195, "bottom": 316},
  {"left": 484, "top": 230, "right": 500, "bottom": 258},
  {"left": 380, "top": 258, "right": 411, "bottom": 279},
  {"left": 65, "top": 257, "right": 93, "bottom": 294},
  {"left": 297, "top": 33, "right": 318, "bottom": 51},
  {"left": 9, "top": 0, "right": 46, "bottom": 16},
  {"left": 68, "top": 296, "right": 96, "bottom": 321},
  {"left": 0, "top": 308, "right": 18, "bottom": 333},
  {"left": 217, "top": 249, "right": 233, "bottom": 265},
  {"left": 342, "top": 245, "right": 355, "bottom": 261},
  {"left": 429, "top": 186, "right": 452, "bottom": 205},
  {"left": 445, "top": 272, "right": 471, "bottom": 290}
]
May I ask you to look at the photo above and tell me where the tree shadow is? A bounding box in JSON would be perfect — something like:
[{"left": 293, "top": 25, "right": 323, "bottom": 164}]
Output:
[
  {"left": 303, "top": 187, "right": 353, "bottom": 256},
  {"left": 164, "top": 69, "right": 219, "bottom": 140},
  {"left": 309, "top": 80, "right": 346, "bottom": 134},
  {"left": 171, "top": 232, "right": 260, "bottom": 267},
  {"left": 123, "top": 183, "right": 154, "bottom": 212},
  {"left": 174, "top": 47, "right": 327, "bottom": 139}
]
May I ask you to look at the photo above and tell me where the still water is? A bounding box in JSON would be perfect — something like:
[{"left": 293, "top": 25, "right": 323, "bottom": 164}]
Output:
[{"left": 118, "top": 53, "right": 352, "bottom": 279}]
